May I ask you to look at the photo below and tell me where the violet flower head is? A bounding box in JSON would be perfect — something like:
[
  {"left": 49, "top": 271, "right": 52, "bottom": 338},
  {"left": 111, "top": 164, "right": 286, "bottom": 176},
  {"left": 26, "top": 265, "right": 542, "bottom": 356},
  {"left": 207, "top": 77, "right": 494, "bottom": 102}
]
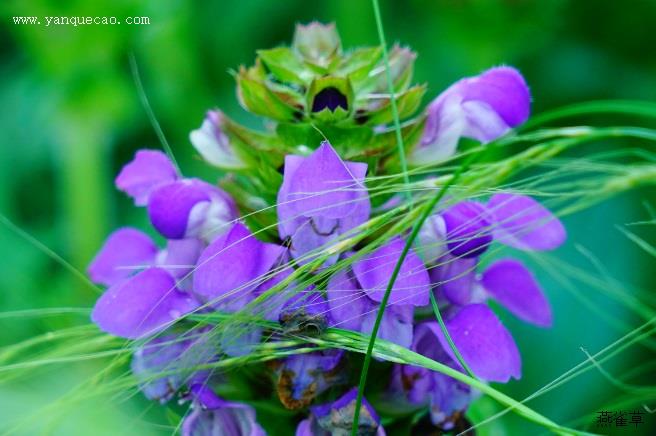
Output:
[
  {"left": 297, "top": 388, "right": 386, "bottom": 436},
  {"left": 277, "top": 141, "right": 370, "bottom": 265},
  {"left": 190, "top": 110, "right": 248, "bottom": 170},
  {"left": 182, "top": 385, "right": 266, "bottom": 436},
  {"left": 410, "top": 66, "right": 531, "bottom": 164}
]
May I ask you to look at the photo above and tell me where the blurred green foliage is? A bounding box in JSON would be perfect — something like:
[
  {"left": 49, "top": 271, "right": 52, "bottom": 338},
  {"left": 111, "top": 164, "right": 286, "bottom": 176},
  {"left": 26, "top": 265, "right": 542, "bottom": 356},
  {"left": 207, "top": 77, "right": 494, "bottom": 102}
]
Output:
[{"left": 1, "top": 0, "right": 655, "bottom": 434}]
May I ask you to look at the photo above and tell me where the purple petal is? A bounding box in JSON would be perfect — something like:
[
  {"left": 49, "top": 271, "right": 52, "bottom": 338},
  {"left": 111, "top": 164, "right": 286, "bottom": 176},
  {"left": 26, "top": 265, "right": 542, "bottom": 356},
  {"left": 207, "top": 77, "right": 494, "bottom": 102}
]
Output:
[
  {"left": 148, "top": 179, "right": 237, "bottom": 240},
  {"left": 352, "top": 238, "right": 430, "bottom": 306},
  {"left": 277, "top": 146, "right": 370, "bottom": 264},
  {"left": 488, "top": 193, "right": 566, "bottom": 251},
  {"left": 131, "top": 335, "right": 189, "bottom": 404},
  {"left": 193, "top": 223, "right": 285, "bottom": 309},
  {"left": 277, "top": 155, "right": 306, "bottom": 240},
  {"left": 285, "top": 141, "right": 367, "bottom": 220},
  {"left": 430, "top": 255, "right": 478, "bottom": 306},
  {"left": 189, "top": 110, "right": 247, "bottom": 170},
  {"left": 327, "top": 269, "right": 368, "bottom": 332},
  {"left": 481, "top": 258, "right": 552, "bottom": 327},
  {"left": 286, "top": 217, "right": 340, "bottom": 266},
  {"left": 148, "top": 179, "right": 212, "bottom": 239},
  {"left": 295, "top": 419, "right": 320, "bottom": 436},
  {"left": 433, "top": 304, "right": 521, "bottom": 382},
  {"left": 460, "top": 66, "right": 531, "bottom": 128},
  {"left": 88, "top": 227, "right": 158, "bottom": 287},
  {"left": 115, "top": 149, "right": 178, "bottom": 206},
  {"left": 416, "top": 214, "right": 448, "bottom": 264},
  {"left": 441, "top": 201, "right": 492, "bottom": 258},
  {"left": 189, "top": 383, "right": 226, "bottom": 410},
  {"left": 91, "top": 267, "right": 199, "bottom": 339},
  {"left": 410, "top": 66, "right": 530, "bottom": 165},
  {"left": 181, "top": 394, "right": 266, "bottom": 436},
  {"left": 159, "top": 238, "right": 203, "bottom": 279},
  {"left": 429, "top": 372, "right": 473, "bottom": 430},
  {"left": 389, "top": 364, "right": 432, "bottom": 405},
  {"left": 361, "top": 303, "right": 414, "bottom": 349}
]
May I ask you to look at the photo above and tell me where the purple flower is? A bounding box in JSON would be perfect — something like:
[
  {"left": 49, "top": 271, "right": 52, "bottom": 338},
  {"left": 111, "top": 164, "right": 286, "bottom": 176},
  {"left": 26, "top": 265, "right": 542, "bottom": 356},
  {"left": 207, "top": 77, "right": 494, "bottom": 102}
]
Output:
[
  {"left": 273, "top": 349, "right": 344, "bottom": 410},
  {"left": 190, "top": 110, "right": 248, "bottom": 170},
  {"left": 422, "top": 194, "right": 562, "bottom": 326},
  {"left": 390, "top": 312, "right": 515, "bottom": 430},
  {"left": 131, "top": 329, "right": 217, "bottom": 404},
  {"left": 115, "top": 149, "right": 238, "bottom": 242},
  {"left": 115, "top": 150, "right": 178, "bottom": 206},
  {"left": 296, "top": 388, "right": 386, "bottom": 436},
  {"left": 182, "top": 385, "right": 266, "bottom": 436},
  {"left": 91, "top": 267, "right": 199, "bottom": 339},
  {"left": 277, "top": 141, "right": 370, "bottom": 265},
  {"left": 410, "top": 66, "right": 530, "bottom": 164}
]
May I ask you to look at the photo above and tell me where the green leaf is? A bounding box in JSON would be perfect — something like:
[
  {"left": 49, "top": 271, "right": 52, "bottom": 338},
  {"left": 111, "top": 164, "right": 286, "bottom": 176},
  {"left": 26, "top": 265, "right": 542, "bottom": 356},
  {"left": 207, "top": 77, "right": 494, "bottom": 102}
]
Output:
[
  {"left": 362, "top": 84, "right": 426, "bottom": 125},
  {"left": 257, "top": 47, "right": 313, "bottom": 85},
  {"left": 337, "top": 46, "right": 384, "bottom": 86},
  {"left": 236, "top": 64, "right": 304, "bottom": 122}
]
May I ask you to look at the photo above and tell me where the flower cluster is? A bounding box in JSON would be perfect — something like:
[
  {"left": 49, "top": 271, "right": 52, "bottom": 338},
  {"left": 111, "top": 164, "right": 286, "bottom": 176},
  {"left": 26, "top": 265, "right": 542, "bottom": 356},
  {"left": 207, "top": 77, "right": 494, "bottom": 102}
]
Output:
[{"left": 88, "top": 22, "right": 566, "bottom": 435}]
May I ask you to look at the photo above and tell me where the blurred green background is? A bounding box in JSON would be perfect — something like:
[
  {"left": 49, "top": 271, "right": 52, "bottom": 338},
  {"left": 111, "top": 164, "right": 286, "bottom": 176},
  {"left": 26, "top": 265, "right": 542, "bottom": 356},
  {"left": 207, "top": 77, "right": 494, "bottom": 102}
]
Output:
[{"left": 1, "top": 0, "right": 655, "bottom": 434}]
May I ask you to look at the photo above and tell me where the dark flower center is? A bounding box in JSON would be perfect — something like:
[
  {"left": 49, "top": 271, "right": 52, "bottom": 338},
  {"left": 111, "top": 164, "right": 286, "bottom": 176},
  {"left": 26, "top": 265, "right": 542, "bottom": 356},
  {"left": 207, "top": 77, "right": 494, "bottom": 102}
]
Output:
[{"left": 312, "top": 87, "right": 348, "bottom": 112}]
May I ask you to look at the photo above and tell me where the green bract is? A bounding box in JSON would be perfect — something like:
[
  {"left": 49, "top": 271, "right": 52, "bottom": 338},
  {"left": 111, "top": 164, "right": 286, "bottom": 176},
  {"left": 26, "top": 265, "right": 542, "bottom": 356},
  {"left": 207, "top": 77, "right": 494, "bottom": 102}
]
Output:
[{"left": 235, "top": 22, "right": 425, "bottom": 161}]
